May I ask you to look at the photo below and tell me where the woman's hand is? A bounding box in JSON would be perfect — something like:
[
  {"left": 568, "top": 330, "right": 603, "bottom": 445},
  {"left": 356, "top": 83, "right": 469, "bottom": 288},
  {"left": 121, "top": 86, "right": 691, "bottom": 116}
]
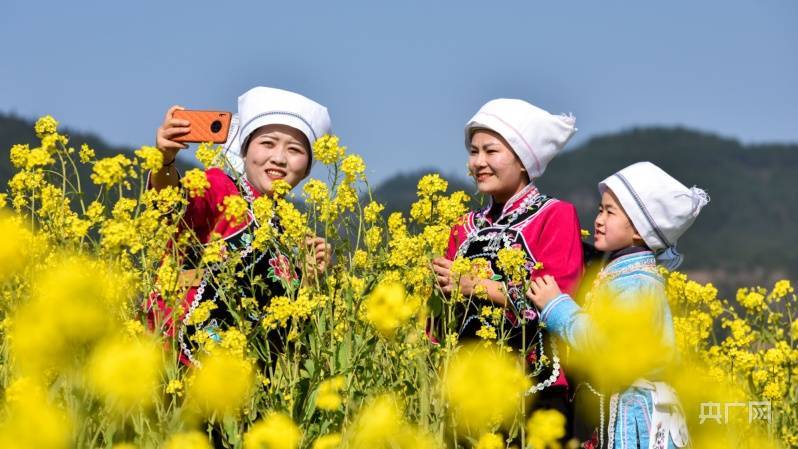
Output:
[
  {"left": 155, "top": 105, "right": 190, "bottom": 164},
  {"left": 303, "top": 236, "right": 331, "bottom": 280},
  {"left": 432, "top": 257, "right": 477, "bottom": 296},
  {"left": 525, "top": 275, "right": 562, "bottom": 310}
]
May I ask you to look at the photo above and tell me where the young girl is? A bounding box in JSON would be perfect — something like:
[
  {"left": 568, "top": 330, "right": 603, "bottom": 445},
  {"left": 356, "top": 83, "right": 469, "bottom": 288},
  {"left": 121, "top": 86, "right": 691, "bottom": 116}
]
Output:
[
  {"left": 146, "top": 86, "right": 331, "bottom": 365},
  {"left": 527, "top": 161, "right": 704, "bottom": 449},
  {"left": 432, "top": 98, "right": 584, "bottom": 426}
]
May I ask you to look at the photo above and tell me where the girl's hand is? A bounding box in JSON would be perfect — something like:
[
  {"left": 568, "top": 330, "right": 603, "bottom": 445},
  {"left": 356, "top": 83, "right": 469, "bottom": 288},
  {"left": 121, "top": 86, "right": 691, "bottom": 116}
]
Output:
[
  {"left": 155, "top": 105, "right": 190, "bottom": 164},
  {"left": 525, "top": 275, "right": 562, "bottom": 310}
]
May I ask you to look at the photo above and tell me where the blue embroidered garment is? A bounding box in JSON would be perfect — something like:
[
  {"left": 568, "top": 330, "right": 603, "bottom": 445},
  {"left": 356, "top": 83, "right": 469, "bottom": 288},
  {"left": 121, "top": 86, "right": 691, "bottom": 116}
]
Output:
[{"left": 541, "top": 250, "right": 686, "bottom": 449}]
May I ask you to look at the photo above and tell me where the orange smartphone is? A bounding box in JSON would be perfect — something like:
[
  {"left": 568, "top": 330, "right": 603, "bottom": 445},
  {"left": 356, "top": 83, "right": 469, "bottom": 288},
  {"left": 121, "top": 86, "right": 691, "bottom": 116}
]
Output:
[{"left": 172, "top": 110, "right": 232, "bottom": 143}]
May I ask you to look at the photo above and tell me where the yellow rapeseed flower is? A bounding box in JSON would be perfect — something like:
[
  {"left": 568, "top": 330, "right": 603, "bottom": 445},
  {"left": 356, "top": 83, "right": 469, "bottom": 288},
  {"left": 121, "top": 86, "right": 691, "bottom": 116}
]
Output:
[
  {"left": 243, "top": 412, "right": 302, "bottom": 449},
  {"left": 134, "top": 146, "right": 164, "bottom": 172},
  {"left": 85, "top": 334, "right": 163, "bottom": 411},
  {"left": 9, "top": 144, "right": 30, "bottom": 168},
  {"left": 495, "top": 248, "right": 527, "bottom": 284},
  {"left": 475, "top": 433, "right": 504, "bottom": 449},
  {"left": 316, "top": 376, "right": 346, "bottom": 411},
  {"left": 341, "top": 154, "right": 366, "bottom": 181},
  {"left": 219, "top": 195, "right": 249, "bottom": 225},
  {"left": 345, "top": 394, "right": 436, "bottom": 449},
  {"left": 352, "top": 249, "right": 368, "bottom": 268},
  {"left": 363, "top": 201, "right": 384, "bottom": 224},
  {"left": 365, "top": 226, "right": 383, "bottom": 250},
  {"left": 0, "top": 214, "right": 34, "bottom": 282},
  {"left": 271, "top": 179, "right": 292, "bottom": 198},
  {"left": 311, "top": 433, "right": 342, "bottom": 449},
  {"left": 526, "top": 409, "right": 566, "bottom": 449},
  {"left": 166, "top": 379, "right": 184, "bottom": 397},
  {"left": 91, "top": 154, "right": 135, "bottom": 188},
  {"left": 79, "top": 143, "right": 96, "bottom": 163},
  {"left": 196, "top": 142, "right": 222, "bottom": 168},
  {"left": 10, "top": 256, "right": 131, "bottom": 375},
  {"left": 303, "top": 179, "right": 329, "bottom": 205},
  {"left": 769, "top": 279, "right": 794, "bottom": 301},
  {"left": 364, "top": 281, "right": 418, "bottom": 338},
  {"left": 182, "top": 169, "right": 211, "bottom": 198},
  {"left": 736, "top": 287, "right": 767, "bottom": 312},
  {"left": 314, "top": 135, "right": 346, "bottom": 165},
  {"left": 275, "top": 199, "right": 308, "bottom": 247},
  {"left": 34, "top": 115, "right": 59, "bottom": 137},
  {"left": 436, "top": 191, "right": 470, "bottom": 226},
  {"left": 0, "top": 378, "right": 72, "bottom": 449},
  {"left": 417, "top": 173, "right": 447, "bottom": 198},
  {"left": 163, "top": 431, "right": 212, "bottom": 449},
  {"left": 186, "top": 348, "right": 255, "bottom": 417},
  {"left": 475, "top": 324, "right": 497, "bottom": 341},
  {"left": 442, "top": 344, "right": 530, "bottom": 434},
  {"left": 220, "top": 327, "right": 248, "bottom": 356},
  {"left": 333, "top": 184, "right": 358, "bottom": 213}
]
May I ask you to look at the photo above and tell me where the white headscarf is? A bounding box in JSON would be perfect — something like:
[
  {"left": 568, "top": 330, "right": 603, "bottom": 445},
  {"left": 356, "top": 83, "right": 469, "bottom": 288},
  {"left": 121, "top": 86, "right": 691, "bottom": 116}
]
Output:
[
  {"left": 599, "top": 161, "right": 710, "bottom": 270},
  {"left": 464, "top": 99, "right": 577, "bottom": 178},
  {"left": 221, "top": 86, "right": 332, "bottom": 175}
]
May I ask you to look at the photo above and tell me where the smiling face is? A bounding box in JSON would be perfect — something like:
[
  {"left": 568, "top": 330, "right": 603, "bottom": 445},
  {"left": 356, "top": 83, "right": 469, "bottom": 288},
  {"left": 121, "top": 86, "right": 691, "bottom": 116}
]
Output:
[
  {"left": 243, "top": 124, "right": 311, "bottom": 196},
  {"left": 468, "top": 129, "right": 529, "bottom": 203},
  {"left": 593, "top": 189, "right": 643, "bottom": 252}
]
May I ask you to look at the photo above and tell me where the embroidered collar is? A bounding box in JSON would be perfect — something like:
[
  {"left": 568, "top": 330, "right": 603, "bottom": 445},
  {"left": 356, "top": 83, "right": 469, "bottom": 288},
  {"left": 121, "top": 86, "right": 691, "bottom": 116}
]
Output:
[
  {"left": 238, "top": 175, "right": 264, "bottom": 202},
  {"left": 600, "top": 250, "right": 657, "bottom": 281},
  {"left": 477, "top": 183, "right": 540, "bottom": 226}
]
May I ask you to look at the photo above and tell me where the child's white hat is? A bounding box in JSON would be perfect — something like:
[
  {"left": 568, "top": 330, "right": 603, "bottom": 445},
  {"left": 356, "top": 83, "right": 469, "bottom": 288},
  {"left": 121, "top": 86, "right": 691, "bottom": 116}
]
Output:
[
  {"left": 222, "top": 87, "right": 331, "bottom": 174},
  {"left": 599, "top": 161, "right": 709, "bottom": 270},
  {"left": 464, "top": 99, "right": 576, "bottom": 178}
]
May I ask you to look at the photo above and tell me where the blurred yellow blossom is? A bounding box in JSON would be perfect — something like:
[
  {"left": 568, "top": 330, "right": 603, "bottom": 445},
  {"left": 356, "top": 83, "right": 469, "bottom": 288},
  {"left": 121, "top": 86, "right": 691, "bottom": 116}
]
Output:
[
  {"left": 364, "top": 281, "right": 418, "bottom": 338},
  {"left": 311, "top": 433, "right": 342, "bottom": 449},
  {"left": 316, "top": 376, "right": 346, "bottom": 411},
  {"left": 475, "top": 433, "right": 504, "bottom": 449},
  {"left": 85, "top": 334, "right": 163, "bottom": 411},
  {"left": 345, "top": 394, "right": 436, "bottom": 449},
  {"left": 163, "top": 431, "right": 212, "bottom": 449},
  {"left": 186, "top": 348, "right": 255, "bottom": 417},
  {"left": 443, "top": 343, "right": 530, "bottom": 434},
  {"left": 526, "top": 409, "right": 566, "bottom": 449},
  {"left": 0, "top": 378, "right": 73, "bottom": 449},
  {"left": 243, "top": 412, "right": 302, "bottom": 449}
]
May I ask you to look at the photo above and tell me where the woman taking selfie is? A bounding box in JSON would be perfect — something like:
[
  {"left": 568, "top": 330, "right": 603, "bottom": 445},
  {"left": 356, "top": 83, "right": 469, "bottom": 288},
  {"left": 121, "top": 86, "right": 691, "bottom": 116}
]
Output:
[
  {"left": 432, "top": 98, "right": 584, "bottom": 432},
  {"left": 147, "top": 86, "right": 331, "bottom": 365}
]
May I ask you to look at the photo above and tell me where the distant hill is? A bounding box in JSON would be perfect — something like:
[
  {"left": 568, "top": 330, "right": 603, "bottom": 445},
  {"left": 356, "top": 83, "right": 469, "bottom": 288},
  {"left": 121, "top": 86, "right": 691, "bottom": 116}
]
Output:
[
  {"left": 371, "top": 128, "right": 798, "bottom": 295},
  {"left": 0, "top": 112, "right": 195, "bottom": 200}
]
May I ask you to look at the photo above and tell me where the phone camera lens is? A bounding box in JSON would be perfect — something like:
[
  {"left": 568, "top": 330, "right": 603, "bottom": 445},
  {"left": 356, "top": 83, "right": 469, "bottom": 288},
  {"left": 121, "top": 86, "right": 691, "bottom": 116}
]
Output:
[{"left": 211, "top": 120, "right": 222, "bottom": 133}]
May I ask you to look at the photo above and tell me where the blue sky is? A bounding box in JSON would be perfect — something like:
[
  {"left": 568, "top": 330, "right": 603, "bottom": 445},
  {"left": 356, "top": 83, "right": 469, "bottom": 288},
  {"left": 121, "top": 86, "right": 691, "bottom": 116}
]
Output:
[{"left": 2, "top": 0, "right": 796, "bottom": 183}]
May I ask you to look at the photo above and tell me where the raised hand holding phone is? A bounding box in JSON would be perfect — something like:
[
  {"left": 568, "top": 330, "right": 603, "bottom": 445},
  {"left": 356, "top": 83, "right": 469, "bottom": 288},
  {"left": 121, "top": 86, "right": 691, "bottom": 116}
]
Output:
[{"left": 155, "top": 105, "right": 190, "bottom": 165}]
